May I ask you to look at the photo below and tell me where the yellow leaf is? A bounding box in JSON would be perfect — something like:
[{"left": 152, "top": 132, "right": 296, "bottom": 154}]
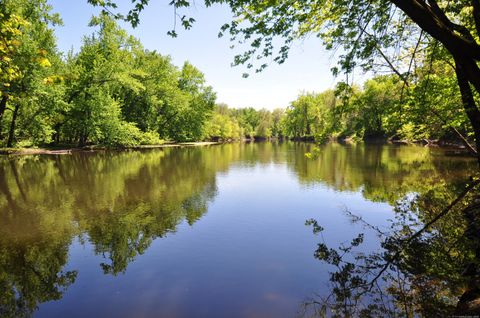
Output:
[{"left": 38, "top": 57, "right": 51, "bottom": 68}]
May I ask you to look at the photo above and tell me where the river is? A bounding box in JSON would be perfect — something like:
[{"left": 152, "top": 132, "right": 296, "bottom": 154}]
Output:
[{"left": 0, "top": 142, "right": 476, "bottom": 317}]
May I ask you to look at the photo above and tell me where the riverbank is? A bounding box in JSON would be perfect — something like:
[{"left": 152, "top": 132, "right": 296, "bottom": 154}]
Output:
[
  {"left": 0, "top": 142, "right": 220, "bottom": 156},
  {"left": 0, "top": 139, "right": 476, "bottom": 158}
]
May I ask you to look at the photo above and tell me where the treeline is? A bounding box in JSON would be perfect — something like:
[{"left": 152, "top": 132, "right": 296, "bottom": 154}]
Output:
[
  {"left": 1, "top": 1, "right": 291, "bottom": 148},
  {"left": 204, "top": 104, "right": 285, "bottom": 141},
  {"left": 283, "top": 68, "right": 474, "bottom": 144},
  {"left": 215, "top": 59, "right": 474, "bottom": 145},
  {"left": 207, "top": 64, "right": 474, "bottom": 145},
  {"left": 1, "top": 1, "right": 217, "bottom": 148},
  {"left": 4, "top": 1, "right": 473, "bottom": 148}
]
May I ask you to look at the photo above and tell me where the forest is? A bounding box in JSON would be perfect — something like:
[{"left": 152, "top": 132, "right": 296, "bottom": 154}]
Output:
[
  {"left": 1, "top": 0, "right": 288, "bottom": 147},
  {"left": 1, "top": 0, "right": 217, "bottom": 147},
  {"left": 2, "top": 0, "right": 477, "bottom": 149}
]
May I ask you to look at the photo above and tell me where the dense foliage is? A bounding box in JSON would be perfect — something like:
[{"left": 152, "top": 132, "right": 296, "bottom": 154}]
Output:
[
  {"left": 3, "top": 0, "right": 478, "bottom": 148},
  {"left": 0, "top": 0, "right": 293, "bottom": 147},
  {"left": 210, "top": 0, "right": 480, "bottom": 160},
  {"left": 204, "top": 104, "right": 285, "bottom": 141},
  {"left": 0, "top": 0, "right": 218, "bottom": 147},
  {"left": 283, "top": 72, "right": 473, "bottom": 144}
]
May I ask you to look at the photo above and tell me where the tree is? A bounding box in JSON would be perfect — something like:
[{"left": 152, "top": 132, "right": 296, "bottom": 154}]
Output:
[
  {"left": 254, "top": 109, "right": 273, "bottom": 138},
  {"left": 62, "top": 15, "right": 148, "bottom": 146},
  {"left": 270, "top": 108, "right": 285, "bottom": 137},
  {"left": 0, "top": 0, "right": 61, "bottom": 147},
  {"left": 203, "top": 104, "right": 285, "bottom": 140},
  {"left": 60, "top": 15, "right": 216, "bottom": 146},
  {"left": 0, "top": 5, "right": 221, "bottom": 148},
  {"left": 163, "top": 62, "right": 216, "bottom": 141}
]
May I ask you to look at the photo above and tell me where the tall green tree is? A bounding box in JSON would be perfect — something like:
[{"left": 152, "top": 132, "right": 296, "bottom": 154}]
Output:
[
  {"left": 163, "top": 62, "right": 216, "bottom": 141},
  {"left": 0, "top": 0, "right": 61, "bottom": 147},
  {"left": 62, "top": 15, "right": 148, "bottom": 146}
]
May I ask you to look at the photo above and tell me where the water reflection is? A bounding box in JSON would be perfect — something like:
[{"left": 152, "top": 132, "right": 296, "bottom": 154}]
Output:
[
  {"left": 287, "top": 142, "right": 476, "bottom": 203},
  {"left": 0, "top": 147, "right": 222, "bottom": 315},
  {"left": 0, "top": 231, "right": 76, "bottom": 318},
  {"left": 0, "top": 142, "right": 475, "bottom": 317},
  {"left": 297, "top": 144, "right": 479, "bottom": 316}
]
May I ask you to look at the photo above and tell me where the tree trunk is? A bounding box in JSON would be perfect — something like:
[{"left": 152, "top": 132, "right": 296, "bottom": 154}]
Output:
[
  {"left": 0, "top": 95, "right": 7, "bottom": 122},
  {"left": 78, "top": 136, "right": 85, "bottom": 147},
  {"left": 387, "top": 0, "right": 480, "bottom": 159},
  {"left": 53, "top": 123, "right": 62, "bottom": 144},
  {"left": 78, "top": 130, "right": 87, "bottom": 147},
  {"left": 7, "top": 104, "right": 19, "bottom": 147},
  {"left": 390, "top": 0, "right": 480, "bottom": 61},
  {"left": 454, "top": 58, "right": 480, "bottom": 164},
  {"left": 304, "top": 106, "right": 311, "bottom": 136},
  {"left": 0, "top": 95, "right": 8, "bottom": 140}
]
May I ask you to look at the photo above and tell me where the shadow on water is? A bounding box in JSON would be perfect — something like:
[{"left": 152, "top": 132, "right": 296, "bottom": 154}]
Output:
[{"left": 0, "top": 142, "right": 477, "bottom": 317}]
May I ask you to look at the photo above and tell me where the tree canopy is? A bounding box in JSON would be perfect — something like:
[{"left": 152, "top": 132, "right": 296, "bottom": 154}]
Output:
[{"left": 0, "top": 1, "right": 221, "bottom": 147}]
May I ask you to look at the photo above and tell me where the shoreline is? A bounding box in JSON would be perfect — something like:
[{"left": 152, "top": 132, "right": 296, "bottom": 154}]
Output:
[
  {"left": 0, "top": 140, "right": 475, "bottom": 157},
  {"left": 0, "top": 141, "right": 220, "bottom": 156}
]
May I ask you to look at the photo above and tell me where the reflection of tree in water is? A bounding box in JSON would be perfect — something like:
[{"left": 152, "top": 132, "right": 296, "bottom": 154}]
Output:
[
  {"left": 82, "top": 149, "right": 220, "bottom": 275},
  {"left": 88, "top": 183, "right": 218, "bottom": 275},
  {"left": 290, "top": 143, "right": 478, "bottom": 203},
  {"left": 0, "top": 146, "right": 227, "bottom": 315},
  {"left": 0, "top": 142, "right": 478, "bottom": 316},
  {"left": 0, "top": 161, "right": 78, "bottom": 318},
  {"left": 301, "top": 178, "right": 480, "bottom": 317},
  {"left": 290, "top": 143, "right": 480, "bottom": 316},
  {"left": 0, "top": 237, "right": 77, "bottom": 318}
]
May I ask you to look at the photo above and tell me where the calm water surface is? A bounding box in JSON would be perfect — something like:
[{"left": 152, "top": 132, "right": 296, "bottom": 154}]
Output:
[{"left": 0, "top": 142, "right": 475, "bottom": 317}]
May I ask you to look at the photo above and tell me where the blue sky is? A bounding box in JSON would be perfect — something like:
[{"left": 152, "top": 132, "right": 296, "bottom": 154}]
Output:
[{"left": 48, "top": 0, "right": 341, "bottom": 110}]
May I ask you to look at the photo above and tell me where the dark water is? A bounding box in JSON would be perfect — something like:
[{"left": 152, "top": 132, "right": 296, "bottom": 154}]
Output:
[{"left": 0, "top": 142, "right": 475, "bottom": 318}]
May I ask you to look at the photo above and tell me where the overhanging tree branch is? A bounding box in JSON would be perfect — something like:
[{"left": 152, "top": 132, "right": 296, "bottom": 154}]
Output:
[
  {"left": 473, "top": 0, "right": 480, "bottom": 37},
  {"left": 390, "top": 0, "right": 480, "bottom": 61}
]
